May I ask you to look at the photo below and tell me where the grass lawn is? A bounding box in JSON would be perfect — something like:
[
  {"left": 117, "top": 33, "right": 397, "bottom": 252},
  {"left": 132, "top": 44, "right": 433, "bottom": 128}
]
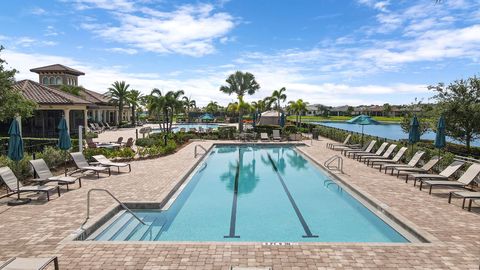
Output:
[{"left": 287, "top": 115, "right": 402, "bottom": 123}]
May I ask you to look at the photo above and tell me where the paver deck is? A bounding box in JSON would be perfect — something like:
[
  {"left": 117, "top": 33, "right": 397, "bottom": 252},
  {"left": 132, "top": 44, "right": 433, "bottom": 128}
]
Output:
[{"left": 0, "top": 136, "right": 479, "bottom": 269}]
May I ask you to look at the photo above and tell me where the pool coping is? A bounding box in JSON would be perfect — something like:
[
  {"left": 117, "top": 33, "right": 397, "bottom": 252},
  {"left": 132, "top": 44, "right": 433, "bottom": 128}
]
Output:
[{"left": 64, "top": 142, "right": 439, "bottom": 245}]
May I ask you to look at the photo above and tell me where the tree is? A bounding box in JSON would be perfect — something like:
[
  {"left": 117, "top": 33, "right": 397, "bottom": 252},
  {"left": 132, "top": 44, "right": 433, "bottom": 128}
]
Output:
[
  {"left": 400, "top": 101, "right": 431, "bottom": 136},
  {"left": 107, "top": 81, "right": 130, "bottom": 125},
  {"left": 148, "top": 88, "right": 167, "bottom": 131},
  {"left": 219, "top": 71, "right": 260, "bottom": 131},
  {"left": 429, "top": 77, "right": 480, "bottom": 151},
  {"left": 205, "top": 101, "right": 219, "bottom": 114},
  {"left": 346, "top": 106, "right": 354, "bottom": 116},
  {"left": 269, "top": 87, "right": 287, "bottom": 114},
  {"left": 0, "top": 46, "right": 36, "bottom": 122},
  {"left": 127, "top": 90, "right": 142, "bottom": 126},
  {"left": 165, "top": 90, "right": 185, "bottom": 132},
  {"left": 287, "top": 99, "right": 307, "bottom": 127},
  {"left": 182, "top": 96, "right": 196, "bottom": 122},
  {"left": 382, "top": 103, "right": 392, "bottom": 117}
]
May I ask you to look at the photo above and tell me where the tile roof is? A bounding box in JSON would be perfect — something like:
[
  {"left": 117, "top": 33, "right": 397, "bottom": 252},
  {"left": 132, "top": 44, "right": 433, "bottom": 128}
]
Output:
[
  {"left": 30, "top": 64, "right": 85, "bottom": 76},
  {"left": 81, "top": 88, "right": 111, "bottom": 104},
  {"left": 13, "top": 80, "right": 90, "bottom": 105}
]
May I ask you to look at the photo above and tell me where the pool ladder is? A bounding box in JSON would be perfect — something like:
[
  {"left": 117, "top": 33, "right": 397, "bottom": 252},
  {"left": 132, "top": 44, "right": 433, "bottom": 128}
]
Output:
[
  {"left": 80, "top": 188, "right": 145, "bottom": 231},
  {"left": 194, "top": 145, "right": 208, "bottom": 158},
  {"left": 324, "top": 155, "right": 344, "bottom": 174}
]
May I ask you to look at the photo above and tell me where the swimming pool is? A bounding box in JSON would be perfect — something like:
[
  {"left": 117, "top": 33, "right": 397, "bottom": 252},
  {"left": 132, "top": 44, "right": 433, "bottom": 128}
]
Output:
[
  {"left": 87, "top": 145, "right": 417, "bottom": 243},
  {"left": 152, "top": 123, "right": 220, "bottom": 133}
]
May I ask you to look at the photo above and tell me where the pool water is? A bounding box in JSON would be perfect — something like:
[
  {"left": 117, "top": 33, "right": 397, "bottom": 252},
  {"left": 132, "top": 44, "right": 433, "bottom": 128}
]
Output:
[{"left": 92, "top": 145, "right": 409, "bottom": 242}]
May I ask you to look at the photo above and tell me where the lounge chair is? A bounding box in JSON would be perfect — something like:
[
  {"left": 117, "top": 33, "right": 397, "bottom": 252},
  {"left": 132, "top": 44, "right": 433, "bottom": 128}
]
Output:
[
  {"left": 353, "top": 142, "right": 389, "bottom": 160},
  {"left": 419, "top": 163, "right": 480, "bottom": 194},
  {"left": 342, "top": 140, "right": 376, "bottom": 157},
  {"left": 360, "top": 144, "right": 397, "bottom": 163},
  {"left": 408, "top": 160, "right": 465, "bottom": 186},
  {"left": 260, "top": 133, "right": 269, "bottom": 141},
  {"left": 110, "top": 137, "right": 123, "bottom": 145},
  {"left": 104, "top": 122, "right": 117, "bottom": 130},
  {"left": 70, "top": 152, "right": 111, "bottom": 178},
  {"left": 29, "top": 159, "right": 82, "bottom": 190},
  {"left": 93, "top": 155, "right": 131, "bottom": 173},
  {"left": 124, "top": 137, "right": 134, "bottom": 148},
  {"left": 367, "top": 146, "right": 407, "bottom": 169},
  {"left": 93, "top": 123, "right": 104, "bottom": 132},
  {"left": 0, "top": 167, "right": 60, "bottom": 201},
  {"left": 448, "top": 190, "right": 480, "bottom": 211},
  {"left": 327, "top": 134, "right": 350, "bottom": 149},
  {"left": 0, "top": 256, "right": 59, "bottom": 270},
  {"left": 382, "top": 151, "right": 425, "bottom": 173},
  {"left": 394, "top": 156, "right": 442, "bottom": 178},
  {"left": 272, "top": 130, "right": 281, "bottom": 141}
]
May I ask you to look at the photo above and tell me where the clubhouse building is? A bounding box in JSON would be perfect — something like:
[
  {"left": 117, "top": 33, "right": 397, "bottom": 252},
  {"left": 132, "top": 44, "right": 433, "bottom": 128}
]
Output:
[{"left": 0, "top": 64, "right": 130, "bottom": 138}]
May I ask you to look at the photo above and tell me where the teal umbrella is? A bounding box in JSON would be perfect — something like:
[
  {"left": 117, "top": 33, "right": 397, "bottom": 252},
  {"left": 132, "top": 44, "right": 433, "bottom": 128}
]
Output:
[
  {"left": 408, "top": 115, "right": 421, "bottom": 144},
  {"left": 58, "top": 117, "right": 71, "bottom": 176},
  {"left": 7, "top": 118, "right": 28, "bottom": 205},
  {"left": 252, "top": 112, "right": 257, "bottom": 128},
  {"left": 279, "top": 112, "right": 285, "bottom": 127},
  {"left": 434, "top": 115, "right": 446, "bottom": 155},
  {"left": 346, "top": 114, "right": 380, "bottom": 146},
  {"left": 200, "top": 113, "right": 214, "bottom": 122}
]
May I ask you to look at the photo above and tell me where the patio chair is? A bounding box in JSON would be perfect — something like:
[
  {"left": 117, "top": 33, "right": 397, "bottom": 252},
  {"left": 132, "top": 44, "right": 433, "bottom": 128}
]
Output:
[
  {"left": 124, "top": 138, "right": 134, "bottom": 148},
  {"left": 327, "top": 134, "right": 358, "bottom": 150},
  {"left": 110, "top": 136, "right": 123, "bottom": 145},
  {"left": 408, "top": 160, "right": 465, "bottom": 186},
  {"left": 448, "top": 190, "right": 480, "bottom": 211},
  {"left": 29, "top": 159, "right": 81, "bottom": 190},
  {"left": 353, "top": 142, "right": 389, "bottom": 160},
  {"left": 0, "top": 256, "right": 59, "bottom": 270},
  {"left": 367, "top": 146, "right": 407, "bottom": 169},
  {"left": 419, "top": 163, "right": 480, "bottom": 194},
  {"left": 93, "top": 123, "right": 104, "bottom": 132},
  {"left": 89, "top": 123, "right": 100, "bottom": 133},
  {"left": 70, "top": 152, "right": 111, "bottom": 178},
  {"left": 341, "top": 140, "right": 376, "bottom": 157},
  {"left": 382, "top": 151, "right": 425, "bottom": 173},
  {"left": 394, "top": 155, "right": 442, "bottom": 178},
  {"left": 260, "top": 133, "right": 270, "bottom": 141},
  {"left": 359, "top": 144, "right": 397, "bottom": 162},
  {"left": 104, "top": 122, "right": 117, "bottom": 130},
  {"left": 93, "top": 155, "right": 131, "bottom": 173},
  {"left": 272, "top": 130, "right": 281, "bottom": 141},
  {"left": 0, "top": 167, "right": 60, "bottom": 201}
]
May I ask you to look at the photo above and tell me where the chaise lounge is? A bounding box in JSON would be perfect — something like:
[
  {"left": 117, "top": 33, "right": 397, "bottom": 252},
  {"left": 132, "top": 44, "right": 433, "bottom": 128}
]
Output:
[
  {"left": 70, "top": 152, "right": 111, "bottom": 178},
  {"left": 367, "top": 146, "right": 407, "bottom": 169},
  {"left": 92, "top": 155, "right": 131, "bottom": 173},
  {"left": 408, "top": 160, "right": 464, "bottom": 186},
  {"left": 419, "top": 163, "right": 480, "bottom": 194},
  {"left": 394, "top": 156, "right": 442, "bottom": 179},
  {"left": 0, "top": 167, "right": 60, "bottom": 201},
  {"left": 381, "top": 151, "right": 425, "bottom": 173},
  {"left": 29, "top": 159, "right": 82, "bottom": 190}
]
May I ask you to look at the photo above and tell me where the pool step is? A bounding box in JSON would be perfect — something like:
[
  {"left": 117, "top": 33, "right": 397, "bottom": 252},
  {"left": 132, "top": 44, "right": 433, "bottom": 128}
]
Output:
[{"left": 95, "top": 211, "right": 132, "bottom": 241}]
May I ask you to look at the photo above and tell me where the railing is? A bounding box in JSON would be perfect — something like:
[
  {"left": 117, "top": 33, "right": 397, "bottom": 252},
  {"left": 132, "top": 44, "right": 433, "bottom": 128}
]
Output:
[
  {"left": 194, "top": 145, "right": 208, "bottom": 158},
  {"left": 80, "top": 188, "right": 145, "bottom": 230},
  {"left": 324, "top": 155, "right": 344, "bottom": 173}
]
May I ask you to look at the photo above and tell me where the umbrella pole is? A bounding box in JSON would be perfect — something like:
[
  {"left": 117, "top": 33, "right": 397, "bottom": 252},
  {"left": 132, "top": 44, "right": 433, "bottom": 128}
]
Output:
[
  {"left": 361, "top": 125, "right": 364, "bottom": 146},
  {"left": 64, "top": 150, "right": 67, "bottom": 176},
  {"left": 16, "top": 162, "right": 20, "bottom": 200}
]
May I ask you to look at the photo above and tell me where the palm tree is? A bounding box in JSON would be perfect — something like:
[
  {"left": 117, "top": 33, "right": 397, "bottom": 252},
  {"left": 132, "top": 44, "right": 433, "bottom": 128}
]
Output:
[
  {"left": 127, "top": 90, "right": 142, "bottom": 126},
  {"left": 148, "top": 88, "right": 167, "bottom": 131},
  {"left": 183, "top": 96, "right": 196, "bottom": 122},
  {"left": 205, "top": 101, "right": 219, "bottom": 114},
  {"left": 269, "top": 87, "right": 287, "bottom": 114},
  {"left": 107, "top": 81, "right": 130, "bottom": 125},
  {"left": 165, "top": 90, "right": 185, "bottom": 132},
  {"left": 288, "top": 99, "right": 307, "bottom": 127},
  {"left": 219, "top": 71, "right": 260, "bottom": 131}
]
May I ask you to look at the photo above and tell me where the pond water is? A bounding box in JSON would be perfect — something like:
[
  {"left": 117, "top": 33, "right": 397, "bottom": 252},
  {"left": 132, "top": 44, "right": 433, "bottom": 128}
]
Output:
[{"left": 313, "top": 121, "right": 479, "bottom": 147}]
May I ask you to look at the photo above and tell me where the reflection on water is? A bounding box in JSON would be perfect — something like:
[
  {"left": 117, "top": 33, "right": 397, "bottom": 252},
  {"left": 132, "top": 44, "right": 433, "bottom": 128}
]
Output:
[
  {"left": 220, "top": 146, "right": 260, "bottom": 195},
  {"left": 315, "top": 122, "right": 480, "bottom": 147}
]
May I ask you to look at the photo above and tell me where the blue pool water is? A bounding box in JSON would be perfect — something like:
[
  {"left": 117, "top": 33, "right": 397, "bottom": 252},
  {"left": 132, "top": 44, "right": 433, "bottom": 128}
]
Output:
[
  {"left": 314, "top": 121, "right": 480, "bottom": 147},
  {"left": 153, "top": 123, "right": 220, "bottom": 133},
  {"left": 92, "top": 145, "right": 409, "bottom": 242}
]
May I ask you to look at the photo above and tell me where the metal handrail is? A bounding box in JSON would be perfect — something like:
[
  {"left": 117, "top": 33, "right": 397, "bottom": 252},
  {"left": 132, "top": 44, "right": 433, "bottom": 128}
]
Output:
[
  {"left": 324, "top": 155, "right": 344, "bottom": 173},
  {"left": 194, "top": 145, "right": 208, "bottom": 158},
  {"left": 80, "top": 188, "right": 145, "bottom": 230}
]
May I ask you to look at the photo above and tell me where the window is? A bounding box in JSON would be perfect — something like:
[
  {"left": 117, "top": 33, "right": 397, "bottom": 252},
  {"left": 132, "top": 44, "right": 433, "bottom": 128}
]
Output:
[
  {"left": 42, "top": 77, "right": 49, "bottom": 85},
  {"left": 56, "top": 77, "right": 62, "bottom": 85},
  {"left": 49, "top": 77, "right": 55, "bottom": 85}
]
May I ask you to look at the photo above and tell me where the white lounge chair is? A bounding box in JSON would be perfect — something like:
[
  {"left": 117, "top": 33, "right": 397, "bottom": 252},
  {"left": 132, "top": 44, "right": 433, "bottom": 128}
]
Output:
[
  {"left": 355, "top": 142, "right": 390, "bottom": 161},
  {"left": 408, "top": 160, "right": 465, "bottom": 186},
  {"left": 0, "top": 167, "right": 60, "bottom": 201},
  {"left": 419, "top": 163, "right": 480, "bottom": 194},
  {"left": 382, "top": 151, "right": 425, "bottom": 173},
  {"left": 70, "top": 152, "right": 111, "bottom": 178},
  {"left": 367, "top": 146, "right": 407, "bottom": 168},
  {"left": 272, "top": 130, "right": 281, "bottom": 141},
  {"left": 93, "top": 155, "right": 131, "bottom": 173},
  {"left": 448, "top": 190, "right": 480, "bottom": 211},
  {"left": 342, "top": 140, "right": 376, "bottom": 157},
  {"left": 29, "top": 159, "right": 81, "bottom": 190},
  {"left": 260, "top": 133, "right": 269, "bottom": 141},
  {"left": 394, "top": 156, "right": 442, "bottom": 178},
  {"left": 0, "top": 256, "right": 59, "bottom": 270}
]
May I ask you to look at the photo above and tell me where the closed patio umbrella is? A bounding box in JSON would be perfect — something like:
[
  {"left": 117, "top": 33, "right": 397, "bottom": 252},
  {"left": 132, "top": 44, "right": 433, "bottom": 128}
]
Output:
[
  {"left": 252, "top": 111, "right": 257, "bottom": 128},
  {"left": 408, "top": 115, "right": 421, "bottom": 151},
  {"left": 434, "top": 115, "right": 446, "bottom": 155},
  {"left": 7, "top": 118, "right": 29, "bottom": 205},
  {"left": 58, "top": 117, "right": 71, "bottom": 176},
  {"left": 346, "top": 114, "right": 380, "bottom": 146},
  {"left": 279, "top": 112, "right": 285, "bottom": 128}
]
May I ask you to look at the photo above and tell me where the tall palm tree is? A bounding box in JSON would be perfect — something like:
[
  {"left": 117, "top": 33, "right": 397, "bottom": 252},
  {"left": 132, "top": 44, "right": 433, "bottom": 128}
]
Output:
[
  {"left": 183, "top": 96, "right": 196, "bottom": 122},
  {"left": 269, "top": 87, "right": 287, "bottom": 114},
  {"left": 219, "top": 71, "right": 260, "bottom": 131},
  {"left": 165, "top": 90, "right": 185, "bottom": 132},
  {"left": 107, "top": 81, "right": 130, "bottom": 125},
  {"left": 288, "top": 99, "right": 307, "bottom": 127},
  {"left": 127, "top": 90, "right": 142, "bottom": 126},
  {"left": 148, "top": 88, "right": 167, "bottom": 130}
]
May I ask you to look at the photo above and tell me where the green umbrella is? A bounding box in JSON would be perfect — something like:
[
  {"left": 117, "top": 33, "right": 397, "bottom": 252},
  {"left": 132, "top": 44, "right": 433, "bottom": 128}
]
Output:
[
  {"left": 7, "top": 118, "right": 28, "bottom": 205},
  {"left": 200, "top": 113, "right": 214, "bottom": 122},
  {"left": 346, "top": 114, "right": 380, "bottom": 146},
  {"left": 408, "top": 115, "right": 421, "bottom": 152},
  {"left": 434, "top": 115, "right": 446, "bottom": 155},
  {"left": 279, "top": 112, "right": 286, "bottom": 128},
  {"left": 58, "top": 117, "right": 71, "bottom": 176}
]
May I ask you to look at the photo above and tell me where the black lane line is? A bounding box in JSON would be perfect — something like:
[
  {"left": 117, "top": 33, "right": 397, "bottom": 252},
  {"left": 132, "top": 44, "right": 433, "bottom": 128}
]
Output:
[
  {"left": 224, "top": 161, "right": 241, "bottom": 238},
  {"left": 267, "top": 154, "right": 318, "bottom": 238}
]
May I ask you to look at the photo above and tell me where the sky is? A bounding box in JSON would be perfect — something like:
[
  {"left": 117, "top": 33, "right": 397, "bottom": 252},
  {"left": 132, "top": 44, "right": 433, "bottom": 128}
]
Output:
[{"left": 0, "top": 0, "right": 480, "bottom": 107}]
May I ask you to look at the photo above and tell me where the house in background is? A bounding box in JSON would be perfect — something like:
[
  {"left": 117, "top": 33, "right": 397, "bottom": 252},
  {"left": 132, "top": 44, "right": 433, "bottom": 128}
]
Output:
[{"left": 0, "top": 64, "right": 130, "bottom": 138}]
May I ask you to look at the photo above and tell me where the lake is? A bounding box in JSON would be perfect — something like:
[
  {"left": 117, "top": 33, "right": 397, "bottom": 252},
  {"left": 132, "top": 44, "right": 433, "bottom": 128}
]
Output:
[{"left": 312, "top": 121, "right": 480, "bottom": 147}]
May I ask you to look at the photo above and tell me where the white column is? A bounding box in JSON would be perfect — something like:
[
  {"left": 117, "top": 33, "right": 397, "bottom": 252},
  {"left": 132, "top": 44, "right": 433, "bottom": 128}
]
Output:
[
  {"left": 64, "top": 109, "right": 70, "bottom": 133},
  {"left": 97, "top": 110, "right": 102, "bottom": 122},
  {"left": 83, "top": 110, "right": 88, "bottom": 130}
]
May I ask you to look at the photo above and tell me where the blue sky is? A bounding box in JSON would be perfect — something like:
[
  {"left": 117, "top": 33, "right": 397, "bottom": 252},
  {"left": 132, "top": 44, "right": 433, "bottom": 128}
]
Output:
[{"left": 1, "top": 0, "right": 480, "bottom": 106}]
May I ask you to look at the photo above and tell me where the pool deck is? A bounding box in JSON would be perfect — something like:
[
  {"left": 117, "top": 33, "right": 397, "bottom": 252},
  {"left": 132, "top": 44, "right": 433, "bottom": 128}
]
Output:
[{"left": 0, "top": 136, "right": 479, "bottom": 269}]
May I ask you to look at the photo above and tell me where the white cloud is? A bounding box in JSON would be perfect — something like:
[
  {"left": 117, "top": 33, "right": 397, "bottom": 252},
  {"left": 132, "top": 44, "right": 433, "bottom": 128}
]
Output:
[
  {"left": 30, "top": 7, "right": 46, "bottom": 15},
  {"left": 69, "top": 0, "right": 135, "bottom": 11},
  {"left": 105, "top": 47, "right": 138, "bottom": 55},
  {"left": 78, "top": 3, "right": 236, "bottom": 56}
]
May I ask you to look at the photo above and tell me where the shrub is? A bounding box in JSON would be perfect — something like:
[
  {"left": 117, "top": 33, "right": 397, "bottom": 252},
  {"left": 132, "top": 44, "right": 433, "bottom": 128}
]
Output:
[
  {"left": 282, "top": 125, "right": 298, "bottom": 135},
  {"left": 136, "top": 138, "right": 157, "bottom": 147},
  {"left": 35, "top": 146, "right": 66, "bottom": 168},
  {"left": 85, "top": 132, "right": 98, "bottom": 139},
  {"left": 218, "top": 126, "right": 236, "bottom": 139},
  {"left": 0, "top": 155, "right": 32, "bottom": 180},
  {"left": 83, "top": 147, "right": 135, "bottom": 161}
]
